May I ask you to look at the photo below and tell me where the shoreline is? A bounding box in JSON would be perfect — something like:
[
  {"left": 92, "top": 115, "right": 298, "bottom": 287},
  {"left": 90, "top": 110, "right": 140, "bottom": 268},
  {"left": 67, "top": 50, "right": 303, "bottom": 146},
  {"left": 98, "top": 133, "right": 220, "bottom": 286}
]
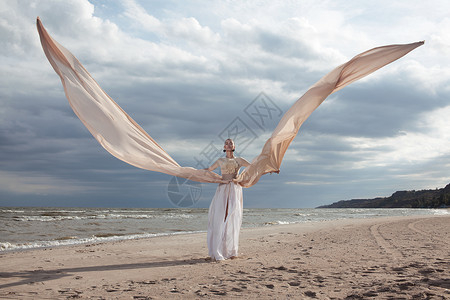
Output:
[
  {"left": 1, "top": 214, "right": 449, "bottom": 299},
  {"left": 1, "top": 207, "right": 447, "bottom": 253},
  {"left": 0, "top": 230, "right": 207, "bottom": 254}
]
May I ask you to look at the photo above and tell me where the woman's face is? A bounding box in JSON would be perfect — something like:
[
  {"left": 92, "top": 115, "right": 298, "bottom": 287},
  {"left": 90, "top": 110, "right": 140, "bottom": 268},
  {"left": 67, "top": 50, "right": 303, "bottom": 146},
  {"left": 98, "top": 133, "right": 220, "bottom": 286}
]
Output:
[{"left": 224, "top": 139, "right": 235, "bottom": 151}]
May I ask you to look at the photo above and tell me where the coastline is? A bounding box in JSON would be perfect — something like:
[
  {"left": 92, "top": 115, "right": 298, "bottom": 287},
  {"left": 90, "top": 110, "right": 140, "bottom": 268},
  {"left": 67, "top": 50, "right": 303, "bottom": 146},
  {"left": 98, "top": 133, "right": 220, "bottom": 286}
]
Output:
[
  {"left": 1, "top": 214, "right": 449, "bottom": 299},
  {"left": 1, "top": 207, "right": 447, "bottom": 253}
]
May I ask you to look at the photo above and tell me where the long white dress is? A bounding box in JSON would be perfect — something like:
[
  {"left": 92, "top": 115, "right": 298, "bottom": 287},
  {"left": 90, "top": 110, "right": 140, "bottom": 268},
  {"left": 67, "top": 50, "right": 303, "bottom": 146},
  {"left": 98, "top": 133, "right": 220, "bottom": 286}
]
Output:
[{"left": 207, "top": 157, "right": 245, "bottom": 260}]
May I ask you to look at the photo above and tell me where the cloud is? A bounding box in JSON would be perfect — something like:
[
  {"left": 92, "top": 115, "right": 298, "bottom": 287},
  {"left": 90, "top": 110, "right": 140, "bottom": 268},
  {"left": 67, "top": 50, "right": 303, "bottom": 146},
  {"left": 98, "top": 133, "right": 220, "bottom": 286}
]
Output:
[
  {"left": 0, "top": 0, "right": 449, "bottom": 207},
  {"left": 121, "top": 0, "right": 162, "bottom": 33},
  {"left": 0, "top": 170, "right": 91, "bottom": 196},
  {"left": 345, "top": 104, "right": 450, "bottom": 168}
]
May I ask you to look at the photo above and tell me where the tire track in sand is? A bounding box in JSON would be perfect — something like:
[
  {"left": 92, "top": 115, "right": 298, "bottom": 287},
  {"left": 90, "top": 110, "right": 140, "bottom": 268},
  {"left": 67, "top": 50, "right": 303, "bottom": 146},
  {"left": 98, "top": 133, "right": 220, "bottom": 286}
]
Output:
[
  {"left": 370, "top": 223, "right": 404, "bottom": 260},
  {"left": 407, "top": 219, "right": 450, "bottom": 245}
]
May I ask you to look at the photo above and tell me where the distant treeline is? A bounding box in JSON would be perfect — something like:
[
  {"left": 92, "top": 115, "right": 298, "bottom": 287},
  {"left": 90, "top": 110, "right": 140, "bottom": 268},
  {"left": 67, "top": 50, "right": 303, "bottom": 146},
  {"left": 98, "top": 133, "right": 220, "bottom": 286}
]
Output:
[{"left": 318, "top": 183, "right": 450, "bottom": 209}]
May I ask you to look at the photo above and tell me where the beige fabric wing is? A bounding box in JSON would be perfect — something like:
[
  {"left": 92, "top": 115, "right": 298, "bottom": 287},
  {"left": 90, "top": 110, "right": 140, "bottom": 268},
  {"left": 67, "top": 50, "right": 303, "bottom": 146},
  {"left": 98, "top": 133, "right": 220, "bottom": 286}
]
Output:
[
  {"left": 36, "top": 17, "right": 225, "bottom": 184},
  {"left": 236, "top": 41, "right": 424, "bottom": 187},
  {"left": 37, "top": 17, "right": 423, "bottom": 188}
]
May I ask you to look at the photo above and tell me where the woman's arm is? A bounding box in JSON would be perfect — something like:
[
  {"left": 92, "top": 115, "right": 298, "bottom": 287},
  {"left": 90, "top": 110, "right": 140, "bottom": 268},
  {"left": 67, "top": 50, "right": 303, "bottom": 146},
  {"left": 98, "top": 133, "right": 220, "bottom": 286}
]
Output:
[
  {"left": 204, "top": 159, "right": 220, "bottom": 171},
  {"left": 237, "top": 157, "right": 251, "bottom": 168}
]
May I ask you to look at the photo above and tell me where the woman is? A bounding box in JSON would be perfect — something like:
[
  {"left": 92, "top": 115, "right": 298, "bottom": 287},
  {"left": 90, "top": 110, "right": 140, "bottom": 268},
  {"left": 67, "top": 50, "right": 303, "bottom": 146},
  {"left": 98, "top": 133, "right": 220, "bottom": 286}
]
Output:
[{"left": 205, "top": 139, "right": 250, "bottom": 261}]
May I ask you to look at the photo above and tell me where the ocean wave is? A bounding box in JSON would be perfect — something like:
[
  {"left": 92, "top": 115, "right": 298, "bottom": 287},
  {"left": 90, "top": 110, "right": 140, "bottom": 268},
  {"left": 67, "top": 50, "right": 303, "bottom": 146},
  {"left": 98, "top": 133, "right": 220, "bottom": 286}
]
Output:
[
  {"left": 10, "top": 213, "right": 194, "bottom": 222},
  {"left": 264, "top": 220, "right": 295, "bottom": 225},
  {"left": 431, "top": 209, "right": 450, "bottom": 215},
  {"left": 2, "top": 209, "right": 85, "bottom": 214},
  {"left": 293, "top": 213, "right": 315, "bottom": 217},
  {"left": 55, "top": 236, "right": 78, "bottom": 241},
  {"left": 1, "top": 209, "right": 25, "bottom": 213},
  {"left": 0, "top": 230, "right": 204, "bottom": 252},
  {"left": 12, "top": 215, "right": 82, "bottom": 222}
]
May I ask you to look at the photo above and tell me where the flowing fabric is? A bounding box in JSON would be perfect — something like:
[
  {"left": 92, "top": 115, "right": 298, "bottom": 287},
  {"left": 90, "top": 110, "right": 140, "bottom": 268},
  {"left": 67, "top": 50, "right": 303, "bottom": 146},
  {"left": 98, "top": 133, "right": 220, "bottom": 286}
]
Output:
[
  {"left": 207, "top": 182, "right": 243, "bottom": 260},
  {"left": 37, "top": 17, "right": 424, "bottom": 188},
  {"left": 36, "top": 17, "right": 225, "bottom": 185}
]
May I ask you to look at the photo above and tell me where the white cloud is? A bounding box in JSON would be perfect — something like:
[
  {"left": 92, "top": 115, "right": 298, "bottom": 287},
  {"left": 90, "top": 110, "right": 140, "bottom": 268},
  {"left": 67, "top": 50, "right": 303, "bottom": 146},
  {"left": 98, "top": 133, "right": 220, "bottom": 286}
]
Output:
[
  {"left": 345, "top": 104, "right": 450, "bottom": 168},
  {"left": 122, "top": 0, "right": 219, "bottom": 46},
  {"left": 122, "top": 0, "right": 162, "bottom": 32},
  {"left": 167, "top": 17, "right": 220, "bottom": 45}
]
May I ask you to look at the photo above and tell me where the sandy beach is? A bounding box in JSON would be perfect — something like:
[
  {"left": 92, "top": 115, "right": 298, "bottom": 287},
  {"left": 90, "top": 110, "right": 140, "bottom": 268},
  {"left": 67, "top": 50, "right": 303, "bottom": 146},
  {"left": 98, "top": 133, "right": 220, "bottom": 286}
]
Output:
[{"left": 0, "top": 214, "right": 449, "bottom": 299}]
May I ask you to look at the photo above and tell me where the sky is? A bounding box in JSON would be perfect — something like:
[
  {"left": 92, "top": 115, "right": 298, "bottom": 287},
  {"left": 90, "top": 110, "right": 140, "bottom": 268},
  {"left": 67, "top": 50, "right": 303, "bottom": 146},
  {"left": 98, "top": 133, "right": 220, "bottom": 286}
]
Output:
[{"left": 0, "top": 0, "right": 449, "bottom": 208}]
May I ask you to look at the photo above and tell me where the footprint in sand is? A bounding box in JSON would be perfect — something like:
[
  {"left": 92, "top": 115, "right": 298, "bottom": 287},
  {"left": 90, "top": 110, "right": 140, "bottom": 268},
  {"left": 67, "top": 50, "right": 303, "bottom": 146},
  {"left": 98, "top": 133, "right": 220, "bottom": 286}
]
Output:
[
  {"left": 304, "top": 290, "right": 316, "bottom": 297},
  {"left": 210, "top": 289, "right": 227, "bottom": 295}
]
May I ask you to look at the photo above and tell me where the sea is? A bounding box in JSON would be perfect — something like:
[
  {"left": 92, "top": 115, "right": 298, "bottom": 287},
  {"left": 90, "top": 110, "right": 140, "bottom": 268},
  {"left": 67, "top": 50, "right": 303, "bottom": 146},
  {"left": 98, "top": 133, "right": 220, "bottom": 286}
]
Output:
[{"left": 0, "top": 207, "right": 448, "bottom": 252}]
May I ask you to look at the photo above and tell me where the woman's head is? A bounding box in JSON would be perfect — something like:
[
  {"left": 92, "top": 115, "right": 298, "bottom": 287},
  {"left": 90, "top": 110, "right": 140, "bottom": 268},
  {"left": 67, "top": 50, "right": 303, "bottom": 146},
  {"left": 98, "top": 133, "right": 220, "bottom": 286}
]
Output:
[{"left": 223, "top": 138, "right": 235, "bottom": 152}]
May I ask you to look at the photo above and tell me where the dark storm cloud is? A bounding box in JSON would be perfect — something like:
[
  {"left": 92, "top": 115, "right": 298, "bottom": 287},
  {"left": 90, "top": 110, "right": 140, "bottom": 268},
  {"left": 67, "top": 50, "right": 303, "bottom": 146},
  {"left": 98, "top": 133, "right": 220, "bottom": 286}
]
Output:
[
  {"left": 301, "top": 75, "right": 447, "bottom": 138},
  {"left": 105, "top": 79, "right": 253, "bottom": 139}
]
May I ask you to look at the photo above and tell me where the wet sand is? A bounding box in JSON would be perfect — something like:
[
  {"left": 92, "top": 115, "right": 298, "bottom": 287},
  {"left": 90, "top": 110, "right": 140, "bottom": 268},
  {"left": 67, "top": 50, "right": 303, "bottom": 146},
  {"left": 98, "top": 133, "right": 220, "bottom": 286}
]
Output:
[{"left": 0, "top": 214, "right": 449, "bottom": 299}]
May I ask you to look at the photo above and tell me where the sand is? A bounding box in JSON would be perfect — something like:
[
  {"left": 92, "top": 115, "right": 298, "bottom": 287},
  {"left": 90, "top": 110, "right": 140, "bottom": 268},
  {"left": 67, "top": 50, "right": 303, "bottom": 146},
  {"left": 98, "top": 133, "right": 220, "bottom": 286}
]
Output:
[{"left": 0, "top": 214, "right": 449, "bottom": 299}]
